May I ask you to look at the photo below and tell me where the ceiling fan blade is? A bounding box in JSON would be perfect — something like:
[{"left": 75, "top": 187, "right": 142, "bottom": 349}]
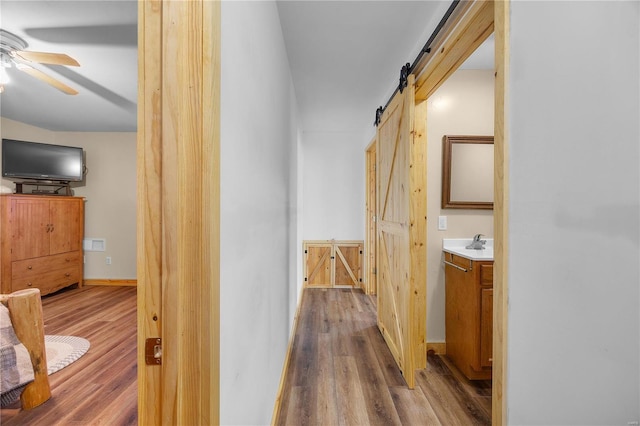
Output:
[
  {"left": 16, "top": 64, "right": 78, "bottom": 95},
  {"left": 12, "top": 50, "right": 80, "bottom": 67}
]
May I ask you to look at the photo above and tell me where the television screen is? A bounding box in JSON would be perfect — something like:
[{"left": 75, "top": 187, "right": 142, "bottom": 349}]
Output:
[{"left": 2, "top": 139, "right": 84, "bottom": 182}]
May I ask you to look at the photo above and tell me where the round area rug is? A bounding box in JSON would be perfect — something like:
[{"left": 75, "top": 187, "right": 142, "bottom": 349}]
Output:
[{"left": 1, "top": 335, "right": 90, "bottom": 407}]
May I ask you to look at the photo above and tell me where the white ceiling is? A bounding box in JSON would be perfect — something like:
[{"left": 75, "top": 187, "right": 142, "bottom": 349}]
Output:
[
  {"left": 0, "top": 1, "right": 492, "bottom": 134},
  {"left": 278, "top": 0, "right": 452, "bottom": 132},
  {"left": 0, "top": 0, "right": 137, "bottom": 132}
]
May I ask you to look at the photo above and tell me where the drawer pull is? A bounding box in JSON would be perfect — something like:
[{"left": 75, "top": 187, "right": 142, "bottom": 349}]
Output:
[
  {"left": 27, "top": 282, "right": 32, "bottom": 287},
  {"left": 65, "top": 273, "right": 71, "bottom": 277},
  {"left": 27, "top": 265, "right": 32, "bottom": 270}
]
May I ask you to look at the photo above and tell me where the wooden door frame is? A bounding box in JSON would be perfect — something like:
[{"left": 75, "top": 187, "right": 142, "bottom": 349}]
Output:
[
  {"left": 365, "top": 138, "right": 377, "bottom": 295},
  {"left": 411, "top": 1, "right": 508, "bottom": 424},
  {"left": 137, "top": 1, "right": 221, "bottom": 424}
]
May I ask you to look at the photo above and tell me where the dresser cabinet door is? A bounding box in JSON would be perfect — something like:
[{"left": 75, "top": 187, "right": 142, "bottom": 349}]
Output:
[
  {"left": 49, "top": 199, "right": 83, "bottom": 255},
  {"left": 10, "top": 198, "right": 50, "bottom": 261}
]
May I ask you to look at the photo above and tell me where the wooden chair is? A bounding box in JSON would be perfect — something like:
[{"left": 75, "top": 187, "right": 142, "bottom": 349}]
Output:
[{"left": 0, "top": 288, "right": 51, "bottom": 409}]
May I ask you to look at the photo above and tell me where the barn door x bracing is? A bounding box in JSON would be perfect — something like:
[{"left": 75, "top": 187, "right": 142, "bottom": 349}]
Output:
[{"left": 376, "top": 74, "right": 427, "bottom": 389}]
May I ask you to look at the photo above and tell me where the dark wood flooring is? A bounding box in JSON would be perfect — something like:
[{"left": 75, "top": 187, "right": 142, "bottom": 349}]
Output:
[
  {"left": 2, "top": 285, "right": 490, "bottom": 425},
  {"left": 1, "top": 285, "right": 137, "bottom": 426},
  {"left": 275, "top": 288, "right": 491, "bottom": 425}
]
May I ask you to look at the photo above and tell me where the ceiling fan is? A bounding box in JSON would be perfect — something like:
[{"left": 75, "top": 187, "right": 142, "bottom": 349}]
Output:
[{"left": 0, "top": 29, "right": 80, "bottom": 95}]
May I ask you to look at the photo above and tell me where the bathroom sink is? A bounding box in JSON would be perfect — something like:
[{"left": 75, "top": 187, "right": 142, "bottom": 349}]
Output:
[{"left": 443, "top": 239, "right": 494, "bottom": 261}]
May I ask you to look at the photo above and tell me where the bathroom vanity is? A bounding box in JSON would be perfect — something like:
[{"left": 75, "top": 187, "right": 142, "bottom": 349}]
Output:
[{"left": 443, "top": 239, "right": 493, "bottom": 380}]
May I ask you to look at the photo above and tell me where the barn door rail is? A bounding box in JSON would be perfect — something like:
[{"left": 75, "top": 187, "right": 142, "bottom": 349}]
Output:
[{"left": 374, "top": 0, "right": 461, "bottom": 125}]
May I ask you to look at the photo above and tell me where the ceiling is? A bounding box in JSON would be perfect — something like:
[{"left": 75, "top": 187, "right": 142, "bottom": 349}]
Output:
[
  {"left": 277, "top": 1, "right": 493, "bottom": 133},
  {"left": 0, "top": 1, "right": 492, "bottom": 134},
  {"left": 0, "top": 0, "right": 138, "bottom": 132}
]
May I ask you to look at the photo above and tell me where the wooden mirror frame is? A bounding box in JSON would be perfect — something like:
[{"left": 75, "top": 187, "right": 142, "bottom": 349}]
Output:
[{"left": 441, "top": 135, "right": 494, "bottom": 209}]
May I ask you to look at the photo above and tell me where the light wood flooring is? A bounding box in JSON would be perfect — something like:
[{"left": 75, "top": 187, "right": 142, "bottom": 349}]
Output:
[
  {"left": 275, "top": 288, "right": 492, "bottom": 425},
  {"left": 1, "top": 285, "right": 137, "bottom": 426}
]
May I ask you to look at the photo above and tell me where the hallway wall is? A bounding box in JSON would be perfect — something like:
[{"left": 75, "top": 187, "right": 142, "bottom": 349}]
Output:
[
  {"left": 220, "top": 2, "right": 300, "bottom": 424},
  {"left": 301, "top": 129, "right": 367, "bottom": 241},
  {"left": 507, "top": 2, "right": 639, "bottom": 423}
]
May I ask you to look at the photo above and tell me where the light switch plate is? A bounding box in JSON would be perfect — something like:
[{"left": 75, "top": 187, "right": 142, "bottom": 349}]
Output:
[{"left": 438, "top": 216, "right": 447, "bottom": 231}]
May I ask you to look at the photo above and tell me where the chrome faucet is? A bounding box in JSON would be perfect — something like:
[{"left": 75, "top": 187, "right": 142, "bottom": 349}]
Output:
[{"left": 466, "top": 234, "right": 486, "bottom": 250}]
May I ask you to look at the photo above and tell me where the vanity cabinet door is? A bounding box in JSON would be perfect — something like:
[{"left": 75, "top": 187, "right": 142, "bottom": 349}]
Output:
[{"left": 480, "top": 288, "right": 493, "bottom": 368}]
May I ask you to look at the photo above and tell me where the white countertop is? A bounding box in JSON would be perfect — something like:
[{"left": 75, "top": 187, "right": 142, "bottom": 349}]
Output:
[{"left": 443, "top": 238, "right": 494, "bottom": 261}]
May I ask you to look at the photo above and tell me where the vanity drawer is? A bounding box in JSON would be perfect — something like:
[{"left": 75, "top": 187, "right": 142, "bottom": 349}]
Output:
[
  {"left": 446, "top": 253, "right": 472, "bottom": 270},
  {"left": 480, "top": 264, "right": 493, "bottom": 286},
  {"left": 12, "top": 251, "right": 82, "bottom": 280}
]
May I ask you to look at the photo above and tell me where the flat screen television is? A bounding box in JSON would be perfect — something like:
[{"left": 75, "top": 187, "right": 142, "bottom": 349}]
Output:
[{"left": 2, "top": 138, "right": 84, "bottom": 183}]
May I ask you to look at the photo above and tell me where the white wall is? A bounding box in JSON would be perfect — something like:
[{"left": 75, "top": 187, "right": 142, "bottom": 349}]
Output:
[
  {"left": 426, "top": 69, "right": 494, "bottom": 343},
  {"left": 57, "top": 131, "right": 136, "bottom": 279},
  {"left": 507, "top": 2, "right": 639, "bottom": 424},
  {"left": 291, "top": 128, "right": 304, "bottom": 326},
  {"left": 301, "top": 130, "right": 367, "bottom": 240},
  {"left": 0, "top": 117, "right": 137, "bottom": 280},
  {"left": 220, "top": 2, "right": 300, "bottom": 424}
]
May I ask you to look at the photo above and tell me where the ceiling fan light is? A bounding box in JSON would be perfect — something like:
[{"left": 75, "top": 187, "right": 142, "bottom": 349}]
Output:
[{"left": 0, "top": 66, "right": 9, "bottom": 85}]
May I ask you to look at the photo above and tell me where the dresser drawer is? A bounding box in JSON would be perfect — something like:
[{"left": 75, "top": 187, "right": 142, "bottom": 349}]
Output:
[
  {"left": 11, "top": 266, "right": 81, "bottom": 293},
  {"left": 12, "top": 251, "right": 82, "bottom": 280}
]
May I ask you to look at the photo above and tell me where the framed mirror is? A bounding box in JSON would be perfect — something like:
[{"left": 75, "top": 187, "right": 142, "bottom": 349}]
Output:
[{"left": 442, "top": 135, "right": 494, "bottom": 209}]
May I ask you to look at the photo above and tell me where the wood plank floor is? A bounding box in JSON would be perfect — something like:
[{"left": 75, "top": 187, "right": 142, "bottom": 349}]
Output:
[
  {"left": 1, "top": 285, "right": 137, "bottom": 426},
  {"left": 275, "top": 288, "right": 491, "bottom": 426}
]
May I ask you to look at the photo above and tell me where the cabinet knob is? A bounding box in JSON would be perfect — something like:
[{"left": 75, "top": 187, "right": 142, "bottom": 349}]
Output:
[
  {"left": 27, "top": 282, "right": 32, "bottom": 287},
  {"left": 65, "top": 273, "right": 71, "bottom": 277},
  {"left": 27, "top": 265, "right": 32, "bottom": 270}
]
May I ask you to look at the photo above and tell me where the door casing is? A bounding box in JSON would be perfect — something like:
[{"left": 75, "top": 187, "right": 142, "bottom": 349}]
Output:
[{"left": 137, "top": 1, "right": 221, "bottom": 424}]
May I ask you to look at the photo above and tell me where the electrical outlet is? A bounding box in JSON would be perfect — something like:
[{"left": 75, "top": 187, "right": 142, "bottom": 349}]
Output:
[
  {"left": 438, "top": 215, "right": 447, "bottom": 231},
  {"left": 106, "top": 256, "right": 112, "bottom": 265}
]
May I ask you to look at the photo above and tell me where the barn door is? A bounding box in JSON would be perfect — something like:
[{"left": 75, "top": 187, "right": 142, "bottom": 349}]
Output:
[
  {"left": 376, "top": 74, "right": 427, "bottom": 389},
  {"left": 304, "top": 240, "right": 363, "bottom": 288},
  {"left": 334, "top": 243, "right": 362, "bottom": 287},
  {"left": 305, "top": 242, "right": 332, "bottom": 287}
]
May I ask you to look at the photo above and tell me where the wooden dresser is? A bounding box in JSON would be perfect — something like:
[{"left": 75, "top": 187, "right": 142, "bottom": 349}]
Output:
[{"left": 0, "top": 194, "right": 84, "bottom": 296}]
